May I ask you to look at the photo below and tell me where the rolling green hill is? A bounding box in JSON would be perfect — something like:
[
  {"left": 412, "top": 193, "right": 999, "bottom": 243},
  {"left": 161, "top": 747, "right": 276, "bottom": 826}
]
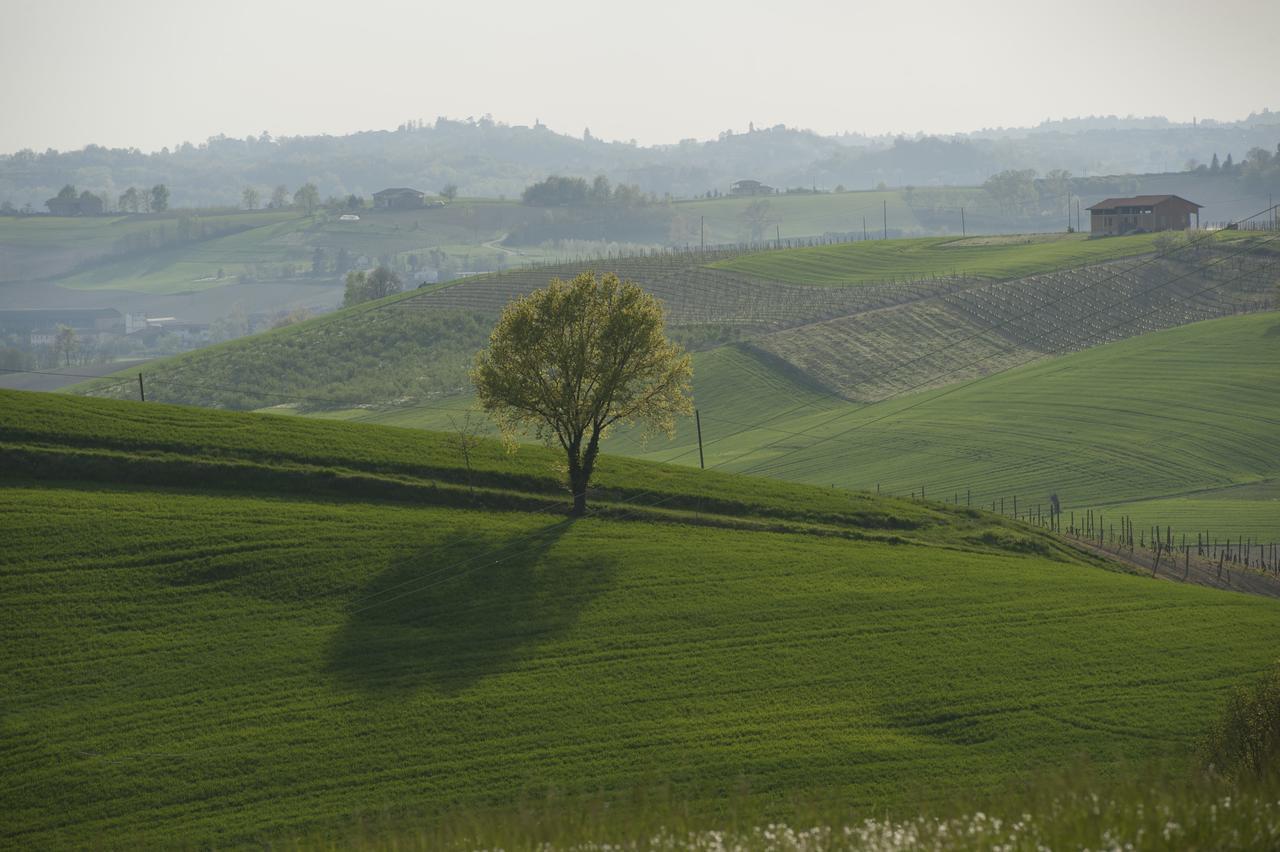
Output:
[
  {"left": 629, "top": 312, "right": 1280, "bottom": 541},
  {"left": 68, "top": 232, "right": 1278, "bottom": 544},
  {"left": 0, "top": 210, "right": 297, "bottom": 284},
  {"left": 327, "top": 310, "right": 1280, "bottom": 544},
  {"left": 0, "top": 203, "right": 538, "bottom": 297},
  {"left": 710, "top": 232, "right": 1168, "bottom": 285},
  {"left": 3, "top": 389, "right": 1280, "bottom": 847}
]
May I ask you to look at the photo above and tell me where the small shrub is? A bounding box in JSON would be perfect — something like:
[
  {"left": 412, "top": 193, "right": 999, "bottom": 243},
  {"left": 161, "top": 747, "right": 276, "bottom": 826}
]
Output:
[{"left": 1200, "top": 663, "right": 1280, "bottom": 782}]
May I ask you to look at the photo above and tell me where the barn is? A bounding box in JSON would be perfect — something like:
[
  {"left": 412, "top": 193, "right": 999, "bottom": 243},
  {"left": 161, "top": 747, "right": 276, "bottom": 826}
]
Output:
[
  {"left": 1087, "top": 195, "right": 1201, "bottom": 235},
  {"left": 372, "top": 188, "right": 427, "bottom": 209}
]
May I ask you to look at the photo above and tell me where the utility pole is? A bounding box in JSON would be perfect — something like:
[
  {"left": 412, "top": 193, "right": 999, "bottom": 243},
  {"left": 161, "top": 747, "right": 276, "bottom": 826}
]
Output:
[
  {"left": 961, "top": 206, "right": 965, "bottom": 237},
  {"left": 862, "top": 216, "right": 867, "bottom": 241},
  {"left": 700, "top": 215, "right": 705, "bottom": 251},
  {"left": 882, "top": 200, "right": 887, "bottom": 240},
  {"left": 776, "top": 224, "right": 781, "bottom": 248},
  {"left": 138, "top": 373, "right": 145, "bottom": 402},
  {"left": 695, "top": 410, "right": 705, "bottom": 470}
]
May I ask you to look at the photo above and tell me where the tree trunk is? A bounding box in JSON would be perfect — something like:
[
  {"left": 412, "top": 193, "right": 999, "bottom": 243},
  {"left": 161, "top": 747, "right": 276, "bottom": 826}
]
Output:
[{"left": 566, "top": 428, "right": 603, "bottom": 517}]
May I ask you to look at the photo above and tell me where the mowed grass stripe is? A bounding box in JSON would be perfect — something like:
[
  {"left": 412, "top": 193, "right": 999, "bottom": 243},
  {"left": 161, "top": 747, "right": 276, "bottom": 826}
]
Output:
[{"left": 4, "top": 478, "right": 1280, "bottom": 845}]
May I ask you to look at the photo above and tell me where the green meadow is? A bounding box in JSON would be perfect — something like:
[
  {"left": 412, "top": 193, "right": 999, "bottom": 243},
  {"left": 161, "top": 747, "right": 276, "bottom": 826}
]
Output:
[
  {"left": 673, "top": 190, "right": 924, "bottom": 245},
  {"left": 3, "top": 389, "right": 1279, "bottom": 847}
]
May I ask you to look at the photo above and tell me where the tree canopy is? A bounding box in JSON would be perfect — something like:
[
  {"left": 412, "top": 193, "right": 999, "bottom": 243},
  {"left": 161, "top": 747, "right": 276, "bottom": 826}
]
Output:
[
  {"left": 473, "top": 271, "right": 692, "bottom": 515},
  {"left": 343, "top": 265, "right": 403, "bottom": 306},
  {"left": 150, "top": 184, "right": 169, "bottom": 212}
]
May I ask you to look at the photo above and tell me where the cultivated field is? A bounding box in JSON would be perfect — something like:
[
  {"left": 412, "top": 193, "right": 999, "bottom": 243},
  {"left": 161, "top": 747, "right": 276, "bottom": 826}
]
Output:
[
  {"left": 710, "top": 233, "right": 1169, "bottom": 285},
  {"left": 641, "top": 312, "right": 1280, "bottom": 542},
  {"left": 4, "top": 389, "right": 1280, "bottom": 846}
]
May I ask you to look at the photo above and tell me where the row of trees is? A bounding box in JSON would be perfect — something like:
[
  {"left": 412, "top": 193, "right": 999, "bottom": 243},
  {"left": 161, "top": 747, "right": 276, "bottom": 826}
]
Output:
[
  {"left": 1187, "top": 143, "right": 1280, "bottom": 188},
  {"left": 42, "top": 183, "right": 169, "bottom": 213},
  {"left": 118, "top": 184, "right": 169, "bottom": 212},
  {"left": 342, "top": 265, "right": 403, "bottom": 306},
  {"left": 521, "top": 175, "right": 652, "bottom": 207},
  {"left": 240, "top": 184, "right": 292, "bottom": 210}
]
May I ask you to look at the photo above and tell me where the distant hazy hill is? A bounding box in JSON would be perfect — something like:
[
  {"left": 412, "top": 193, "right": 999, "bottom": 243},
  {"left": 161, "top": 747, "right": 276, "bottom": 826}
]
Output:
[{"left": 2, "top": 113, "right": 1278, "bottom": 209}]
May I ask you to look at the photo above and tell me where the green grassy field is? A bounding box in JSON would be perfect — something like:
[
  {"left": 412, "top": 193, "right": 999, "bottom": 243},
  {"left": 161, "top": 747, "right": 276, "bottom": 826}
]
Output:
[
  {"left": 0, "top": 204, "right": 526, "bottom": 295},
  {"left": 625, "top": 312, "right": 1280, "bottom": 541},
  {"left": 1098, "top": 479, "right": 1280, "bottom": 544},
  {"left": 710, "top": 232, "right": 1170, "bottom": 285},
  {"left": 0, "top": 210, "right": 298, "bottom": 285},
  {"left": 674, "top": 190, "right": 925, "bottom": 245},
  {"left": 3, "top": 389, "right": 1280, "bottom": 847},
  {"left": 54, "top": 211, "right": 310, "bottom": 293}
]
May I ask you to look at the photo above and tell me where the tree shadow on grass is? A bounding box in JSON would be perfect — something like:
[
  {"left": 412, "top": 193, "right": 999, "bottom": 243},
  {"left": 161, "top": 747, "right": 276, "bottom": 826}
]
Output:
[{"left": 326, "top": 519, "right": 614, "bottom": 695}]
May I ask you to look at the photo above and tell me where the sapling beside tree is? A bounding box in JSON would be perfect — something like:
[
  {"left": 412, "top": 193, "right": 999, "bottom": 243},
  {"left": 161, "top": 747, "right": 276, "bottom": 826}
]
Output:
[{"left": 472, "top": 271, "right": 693, "bottom": 516}]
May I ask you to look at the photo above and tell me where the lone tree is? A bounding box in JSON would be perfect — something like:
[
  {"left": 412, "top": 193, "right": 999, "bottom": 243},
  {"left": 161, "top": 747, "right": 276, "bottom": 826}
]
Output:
[
  {"left": 53, "top": 324, "right": 78, "bottom": 367},
  {"left": 473, "top": 271, "right": 692, "bottom": 515}
]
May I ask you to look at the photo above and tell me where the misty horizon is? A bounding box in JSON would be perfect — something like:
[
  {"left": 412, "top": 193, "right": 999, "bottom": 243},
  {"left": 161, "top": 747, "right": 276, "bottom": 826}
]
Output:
[
  {"left": 3, "top": 107, "right": 1280, "bottom": 159},
  {"left": 3, "top": 0, "right": 1278, "bottom": 154}
]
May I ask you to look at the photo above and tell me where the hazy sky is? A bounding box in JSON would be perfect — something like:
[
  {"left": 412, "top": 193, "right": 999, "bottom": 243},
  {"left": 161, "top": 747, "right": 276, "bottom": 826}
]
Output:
[{"left": 2, "top": 0, "right": 1277, "bottom": 153}]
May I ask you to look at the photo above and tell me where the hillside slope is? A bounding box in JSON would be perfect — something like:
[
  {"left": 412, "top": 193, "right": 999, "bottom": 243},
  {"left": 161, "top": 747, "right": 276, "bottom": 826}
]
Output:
[
  {"left": 3, "top": 390, "right": 1280, "bottom": 846},
  {"left": 653, "top": 312, "right": 1280, "bottom": 540},
  {"left": 710, "top": 232, "right": 1166, "bottom": 285}
]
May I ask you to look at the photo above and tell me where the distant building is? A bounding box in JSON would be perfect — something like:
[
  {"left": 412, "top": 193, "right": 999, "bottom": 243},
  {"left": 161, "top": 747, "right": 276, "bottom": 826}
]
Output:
[
  {"left": 730, "top": 179, "right": 775, "bottom": 196},
  {"left": 372, "top": 187, "right": 427, "bottom": 209},
  {"left": 1087, "top": 195, "right": 1201, "bottom": 235}
]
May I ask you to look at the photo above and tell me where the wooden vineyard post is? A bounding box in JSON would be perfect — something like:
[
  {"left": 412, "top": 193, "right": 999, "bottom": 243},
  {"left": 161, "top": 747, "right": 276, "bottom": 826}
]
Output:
[{"left": 695, "top": 409, "right": 705, "bottom": 470}]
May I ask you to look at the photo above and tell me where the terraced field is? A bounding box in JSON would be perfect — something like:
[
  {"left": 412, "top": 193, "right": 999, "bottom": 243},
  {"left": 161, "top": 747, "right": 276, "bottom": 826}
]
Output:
[
  {"left": 4, "top": 390, "right": 1280, "bottom": 847},
  {"left": 756, "top": 244, "right": 1278, "bottom": 399}
]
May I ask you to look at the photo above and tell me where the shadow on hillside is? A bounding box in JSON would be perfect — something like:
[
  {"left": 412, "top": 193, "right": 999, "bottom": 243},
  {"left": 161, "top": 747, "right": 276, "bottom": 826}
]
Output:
[{"left": 326, "top": 520, "right": 613, "bottom": 695}]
